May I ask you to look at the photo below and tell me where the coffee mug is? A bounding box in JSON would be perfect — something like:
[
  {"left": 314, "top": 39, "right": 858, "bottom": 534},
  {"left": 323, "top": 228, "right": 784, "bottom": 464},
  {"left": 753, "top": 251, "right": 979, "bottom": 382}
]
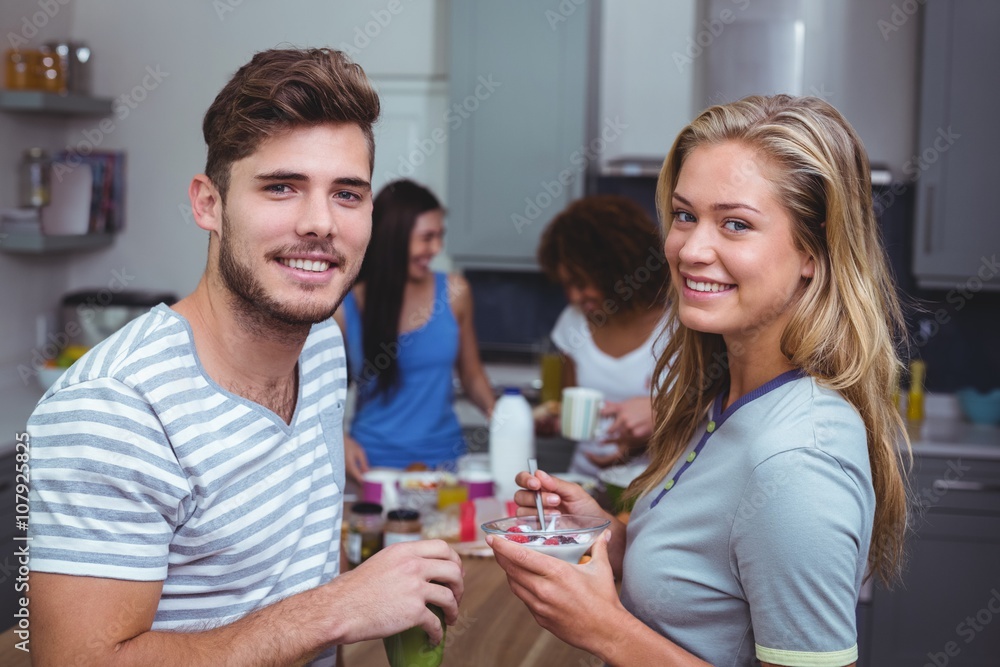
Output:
[
  {"left": 362, "top": 469, "right": 400, "bottom": 509},
  {"left": 561, "top": 387, "right": 604, "bottom": 440}
]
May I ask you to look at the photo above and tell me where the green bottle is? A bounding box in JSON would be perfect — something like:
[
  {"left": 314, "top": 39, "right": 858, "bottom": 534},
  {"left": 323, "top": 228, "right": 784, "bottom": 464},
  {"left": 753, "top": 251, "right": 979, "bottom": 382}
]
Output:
[{"left": 383, "top": 604, "right": 446, "bottom": 667}]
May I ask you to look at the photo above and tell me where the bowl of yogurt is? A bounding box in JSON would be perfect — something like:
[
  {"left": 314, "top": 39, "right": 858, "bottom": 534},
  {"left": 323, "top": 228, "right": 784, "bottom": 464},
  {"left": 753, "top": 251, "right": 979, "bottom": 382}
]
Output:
[{"left": 481, "top": 514, "right": 611, "bottom": 563}]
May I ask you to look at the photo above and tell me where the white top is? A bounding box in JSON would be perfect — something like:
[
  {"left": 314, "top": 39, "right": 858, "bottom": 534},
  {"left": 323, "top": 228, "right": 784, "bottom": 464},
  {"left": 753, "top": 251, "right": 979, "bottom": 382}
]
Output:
[
  {"left": 550, "top": 305, "right": 669, "bottom": 477},
  {"left": 28, "top": 304, "right": 346, "bottom": 667}
]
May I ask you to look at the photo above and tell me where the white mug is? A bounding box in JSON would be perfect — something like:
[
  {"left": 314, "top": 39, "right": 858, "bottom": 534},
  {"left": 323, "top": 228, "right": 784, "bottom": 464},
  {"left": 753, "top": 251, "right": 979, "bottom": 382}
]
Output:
[{"left": 561, "top": 387, "right": 605, "bottom": 440}]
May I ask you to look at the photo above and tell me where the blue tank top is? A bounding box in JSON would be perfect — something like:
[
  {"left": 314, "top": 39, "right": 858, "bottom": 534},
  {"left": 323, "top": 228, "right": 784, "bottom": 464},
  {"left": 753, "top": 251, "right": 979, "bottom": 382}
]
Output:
[{"left": 343, "top": 272, "right": 465, "bottom": 469}]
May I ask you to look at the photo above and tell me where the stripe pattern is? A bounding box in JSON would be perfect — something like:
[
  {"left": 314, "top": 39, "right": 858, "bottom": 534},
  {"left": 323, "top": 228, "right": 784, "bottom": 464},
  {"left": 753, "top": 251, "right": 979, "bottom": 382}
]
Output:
[{"left": 28, "top": 304, "right": 347, "bottom": 652}]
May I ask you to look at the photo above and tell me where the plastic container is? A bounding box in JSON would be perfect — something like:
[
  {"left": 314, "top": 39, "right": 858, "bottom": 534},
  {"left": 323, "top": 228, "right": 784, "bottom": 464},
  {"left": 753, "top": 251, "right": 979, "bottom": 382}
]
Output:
[{"left": 489, "top": 387, "right": 535, "bottom": 503}]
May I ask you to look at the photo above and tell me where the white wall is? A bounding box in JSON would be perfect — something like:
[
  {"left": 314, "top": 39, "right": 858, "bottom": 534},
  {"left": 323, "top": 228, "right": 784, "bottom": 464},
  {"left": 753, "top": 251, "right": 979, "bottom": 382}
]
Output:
[
  {"left": 0, "top": 0, "right": 77, "bottom": 388},
  {"left": 598, "top": 0, "right": 698, "bottom": 164}
]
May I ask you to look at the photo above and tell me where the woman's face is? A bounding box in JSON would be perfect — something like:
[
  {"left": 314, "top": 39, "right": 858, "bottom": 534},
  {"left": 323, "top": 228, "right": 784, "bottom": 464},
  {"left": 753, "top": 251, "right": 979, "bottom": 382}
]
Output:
[
  {"left": 408, "top": 208, "right": 445, "bottom": 281},
  {"left": 557, "top": 266, "right": 604, "bottom": 316},
  {"left": 664, "top": 141, "right": 814, "bottom": 350}
]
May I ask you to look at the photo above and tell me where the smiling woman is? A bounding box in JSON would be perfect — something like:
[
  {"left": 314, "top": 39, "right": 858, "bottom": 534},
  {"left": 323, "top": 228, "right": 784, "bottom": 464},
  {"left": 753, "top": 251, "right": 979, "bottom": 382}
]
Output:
[
  {"left": 334, "top": 180, "right": 495, "bottom": 478},
  {"left": 490, "top": 95, "right": 909, "bottom": 667}
]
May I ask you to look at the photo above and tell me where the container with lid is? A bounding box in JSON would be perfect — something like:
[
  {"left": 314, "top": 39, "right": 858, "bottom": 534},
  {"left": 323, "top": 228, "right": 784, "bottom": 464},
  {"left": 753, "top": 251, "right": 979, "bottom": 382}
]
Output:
[
  {"left": 19, "top": 148, "right": 52, "bottom": 208},
  {"left": 383, "top": 509, "right": 422, "bottom": 547},
  {"left": 346, "top": 502, "right": 384, "bottom": 568}
]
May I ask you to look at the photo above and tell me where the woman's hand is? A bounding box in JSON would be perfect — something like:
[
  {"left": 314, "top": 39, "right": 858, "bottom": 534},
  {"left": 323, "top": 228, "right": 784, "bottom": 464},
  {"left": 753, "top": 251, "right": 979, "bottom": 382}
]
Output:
[
  {"left": 601, "top": 397, "right": 654, "bottom": 444},
  {"left": 512, "top": 469, "right": 606, "bottom": 520},
  {"left": 344, "top": 434, "right": 370, "bottom": 484},
  {"left": 488, "top": 528, "right": 628, "bottom": 656}
]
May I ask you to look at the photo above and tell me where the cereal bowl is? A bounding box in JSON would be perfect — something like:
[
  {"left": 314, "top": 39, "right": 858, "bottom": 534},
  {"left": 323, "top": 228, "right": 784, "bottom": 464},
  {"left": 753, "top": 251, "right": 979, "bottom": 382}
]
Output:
[{"left": 481, "top": 514, "right": 611, "bottom": 563}]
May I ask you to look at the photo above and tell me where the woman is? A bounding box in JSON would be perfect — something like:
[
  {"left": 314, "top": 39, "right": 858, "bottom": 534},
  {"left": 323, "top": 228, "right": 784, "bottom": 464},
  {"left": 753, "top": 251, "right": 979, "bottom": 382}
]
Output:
[
  {"left": 335, "top": 179, "right": 494, "bottom": 478},
  {"left": 489, "top": 95, "right": 910, "bottom": 667},
  {"left": 536, "top": 195, "right": 670, "bottom": 477}
]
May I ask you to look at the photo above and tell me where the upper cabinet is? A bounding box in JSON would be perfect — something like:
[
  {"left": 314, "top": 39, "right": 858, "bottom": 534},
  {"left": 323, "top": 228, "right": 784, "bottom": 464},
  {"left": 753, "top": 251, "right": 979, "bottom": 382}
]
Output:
[
  {"left": 912, "top": 0, "right": 1000, "bottom": 290},
  {"left": 445, "top": 0, "right": 596, "bottom": 269}
]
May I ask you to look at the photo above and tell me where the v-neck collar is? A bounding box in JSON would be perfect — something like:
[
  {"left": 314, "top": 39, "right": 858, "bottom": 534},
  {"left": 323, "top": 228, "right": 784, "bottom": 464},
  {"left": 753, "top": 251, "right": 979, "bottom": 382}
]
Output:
[{"left": 648, "top": 368, "right": 806, "bottom": 508}]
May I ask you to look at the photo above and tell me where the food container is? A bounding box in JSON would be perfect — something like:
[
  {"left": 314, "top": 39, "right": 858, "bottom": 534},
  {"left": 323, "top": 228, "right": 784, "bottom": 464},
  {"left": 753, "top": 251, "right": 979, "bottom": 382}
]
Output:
[
  {"left": 597, "top": 462, "right": 647, "bottom": 513},
  {"left": 383, "top": 509, "right": 421, "bottom": 547},
  {"left": 957, "top": 388, "right": 1000, "bottom": 425},
  {"left": 346, "top": 502, "right": 383, "bottom": 568}
]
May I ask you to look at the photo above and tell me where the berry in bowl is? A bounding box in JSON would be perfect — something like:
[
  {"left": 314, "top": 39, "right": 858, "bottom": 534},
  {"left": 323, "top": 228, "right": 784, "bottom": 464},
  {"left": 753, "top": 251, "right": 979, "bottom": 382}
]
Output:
[{"left": 481, "top": 514, "right": 611, "bottom": 563}]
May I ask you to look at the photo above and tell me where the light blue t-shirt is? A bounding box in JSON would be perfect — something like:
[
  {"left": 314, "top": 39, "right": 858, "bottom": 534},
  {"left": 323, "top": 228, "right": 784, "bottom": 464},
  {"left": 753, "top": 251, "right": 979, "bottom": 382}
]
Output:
[{"left": 621, "top": 371, "right": 873, "bottom": 667}]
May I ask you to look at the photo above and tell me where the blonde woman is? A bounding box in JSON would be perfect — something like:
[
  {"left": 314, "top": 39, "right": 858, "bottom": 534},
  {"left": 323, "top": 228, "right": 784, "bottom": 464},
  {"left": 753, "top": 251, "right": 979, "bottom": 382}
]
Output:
[{"left": 488, "top": 95, "right": 910, "bottom": 667}]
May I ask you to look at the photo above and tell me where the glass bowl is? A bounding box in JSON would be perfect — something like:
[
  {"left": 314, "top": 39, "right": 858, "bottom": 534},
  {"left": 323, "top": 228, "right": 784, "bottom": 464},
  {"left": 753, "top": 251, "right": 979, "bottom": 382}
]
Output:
[{"left": 481, "top": 514, "right": 611, "bottom": 563}]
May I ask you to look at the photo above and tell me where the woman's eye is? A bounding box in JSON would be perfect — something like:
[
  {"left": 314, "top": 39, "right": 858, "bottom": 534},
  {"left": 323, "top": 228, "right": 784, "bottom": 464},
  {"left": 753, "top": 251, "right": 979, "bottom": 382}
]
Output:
[
  {"left": 723, "top": 219, "right": 750, "bottom": 232},
  {"left": 672, "top": 210, "right": 695, "bottom": 223}
]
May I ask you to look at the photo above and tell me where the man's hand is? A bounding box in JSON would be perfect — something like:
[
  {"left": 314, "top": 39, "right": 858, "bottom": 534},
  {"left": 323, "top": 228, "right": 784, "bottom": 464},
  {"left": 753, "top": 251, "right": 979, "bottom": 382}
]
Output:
[{"left": 326, "top": 539, "right": 464, "bottom": 646}]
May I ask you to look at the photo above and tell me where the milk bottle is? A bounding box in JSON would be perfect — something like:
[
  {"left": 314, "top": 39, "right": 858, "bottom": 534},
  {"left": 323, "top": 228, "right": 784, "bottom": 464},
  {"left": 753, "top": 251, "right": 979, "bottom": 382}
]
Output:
[{"left": 489, "top": 387, "right": 535, "bottom": 503}]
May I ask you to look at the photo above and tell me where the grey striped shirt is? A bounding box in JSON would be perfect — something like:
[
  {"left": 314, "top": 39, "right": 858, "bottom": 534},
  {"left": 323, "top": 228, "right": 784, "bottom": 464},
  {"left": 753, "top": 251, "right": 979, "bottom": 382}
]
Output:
[{"left": 29, "top": 304, "right": 346, "bottom": 664}]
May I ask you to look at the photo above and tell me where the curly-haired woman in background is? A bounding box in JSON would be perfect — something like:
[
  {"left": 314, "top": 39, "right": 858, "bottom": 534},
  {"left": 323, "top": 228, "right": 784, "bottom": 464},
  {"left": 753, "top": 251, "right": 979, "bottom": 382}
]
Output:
[{"left": 536, "top": 195, "right": 671, "bottom": 478}]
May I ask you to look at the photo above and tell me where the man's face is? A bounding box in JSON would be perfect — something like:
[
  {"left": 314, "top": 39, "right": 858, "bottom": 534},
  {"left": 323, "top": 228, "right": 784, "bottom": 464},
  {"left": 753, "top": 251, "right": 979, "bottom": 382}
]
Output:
[{"left": 216, "top": 123, "right": 373, "bottom": 328}]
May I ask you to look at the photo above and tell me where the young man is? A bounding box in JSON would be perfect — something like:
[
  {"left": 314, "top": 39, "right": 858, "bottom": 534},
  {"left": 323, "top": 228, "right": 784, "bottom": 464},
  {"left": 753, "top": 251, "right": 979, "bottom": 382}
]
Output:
[{"left": 27, "top": 48, "right": 463, "bottom": 667}]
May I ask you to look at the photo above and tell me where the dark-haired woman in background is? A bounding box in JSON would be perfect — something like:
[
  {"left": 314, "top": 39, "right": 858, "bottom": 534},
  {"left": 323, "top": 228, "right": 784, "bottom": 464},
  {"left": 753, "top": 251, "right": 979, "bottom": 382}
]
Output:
[{"left": 334, "top": 180, "right": 494, "bottom": 479}]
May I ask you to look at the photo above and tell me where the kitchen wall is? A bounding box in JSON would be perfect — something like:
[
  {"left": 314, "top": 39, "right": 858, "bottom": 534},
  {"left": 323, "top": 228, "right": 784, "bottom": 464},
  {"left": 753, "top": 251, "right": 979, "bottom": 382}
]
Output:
[{"left": 0, "top": 0, "right": 450, "bottom": 402}]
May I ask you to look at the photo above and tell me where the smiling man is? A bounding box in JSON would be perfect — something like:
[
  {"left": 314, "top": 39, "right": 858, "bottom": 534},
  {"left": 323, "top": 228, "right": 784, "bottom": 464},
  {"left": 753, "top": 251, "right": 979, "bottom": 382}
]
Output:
[{"left": 27, "top": 48, "right": 463, "bottom": 667}]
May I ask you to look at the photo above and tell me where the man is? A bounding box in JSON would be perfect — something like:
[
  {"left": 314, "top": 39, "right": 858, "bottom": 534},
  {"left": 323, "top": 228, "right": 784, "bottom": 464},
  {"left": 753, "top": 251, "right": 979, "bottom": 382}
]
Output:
[{"left": 27, "top": 48, "right": 463, "bottom": 667}]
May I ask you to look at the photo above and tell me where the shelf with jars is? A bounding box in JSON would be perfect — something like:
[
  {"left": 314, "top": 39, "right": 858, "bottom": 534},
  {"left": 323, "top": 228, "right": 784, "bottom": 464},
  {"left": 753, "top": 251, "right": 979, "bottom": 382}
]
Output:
[{"left": 3, "top": 41, "right": 111, "bottom": 116}]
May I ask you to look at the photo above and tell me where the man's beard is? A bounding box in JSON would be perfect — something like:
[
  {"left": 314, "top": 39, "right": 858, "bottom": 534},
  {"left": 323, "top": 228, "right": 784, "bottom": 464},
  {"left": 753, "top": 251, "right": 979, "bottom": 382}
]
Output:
[{"left": 217, "top": 208, "right": 355, "bottom": 339}]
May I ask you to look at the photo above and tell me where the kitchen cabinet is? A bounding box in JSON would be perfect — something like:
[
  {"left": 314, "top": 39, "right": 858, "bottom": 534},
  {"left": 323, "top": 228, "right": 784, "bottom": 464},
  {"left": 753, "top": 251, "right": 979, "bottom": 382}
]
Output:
[
  {"left": 912, "top": 0, "right": 1000, "bottom": 290},
  {"left": 445, "top": 0, "right": 596, "bottom": 269},
  {"left": 866, "top": 454, "right": 1000, "bottom": 666}
]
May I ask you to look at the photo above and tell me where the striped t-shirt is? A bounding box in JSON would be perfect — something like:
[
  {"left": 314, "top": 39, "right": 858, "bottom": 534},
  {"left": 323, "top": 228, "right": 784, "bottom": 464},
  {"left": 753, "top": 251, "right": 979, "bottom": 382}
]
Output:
[{"left": 28, "top": 304, "right": 346, "bottom": 665}]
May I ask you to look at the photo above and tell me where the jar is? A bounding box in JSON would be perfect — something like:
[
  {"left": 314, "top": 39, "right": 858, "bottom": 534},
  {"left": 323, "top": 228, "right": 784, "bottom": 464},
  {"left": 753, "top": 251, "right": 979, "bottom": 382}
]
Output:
[
  {"left": 4, "top": 49, "right": 39, "bottom": 90},
  {"left": 383, "top": 509, "right": 422, "bottom": 547},
  {"left": 37, "top": 46, "right": 64, "bottom": 94},
  {"left": 19, "top": 148, "right": 52, "bottom": 208},
  {"left": 346, "top": 502, "right": 384, "bottom": 568}
]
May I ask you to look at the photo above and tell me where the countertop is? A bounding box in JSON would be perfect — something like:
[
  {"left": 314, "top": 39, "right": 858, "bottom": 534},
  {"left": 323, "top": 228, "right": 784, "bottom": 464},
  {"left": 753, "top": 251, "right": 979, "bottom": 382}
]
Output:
[{"left": 0, "top": 376, "right": 44, "bottom": 459}]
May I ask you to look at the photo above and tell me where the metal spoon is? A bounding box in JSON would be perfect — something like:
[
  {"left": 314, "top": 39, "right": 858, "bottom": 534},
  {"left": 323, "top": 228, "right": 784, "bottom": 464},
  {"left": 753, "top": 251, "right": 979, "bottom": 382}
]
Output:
[{"left": 527, "top": 458, "right": 546, "bottom": 528}]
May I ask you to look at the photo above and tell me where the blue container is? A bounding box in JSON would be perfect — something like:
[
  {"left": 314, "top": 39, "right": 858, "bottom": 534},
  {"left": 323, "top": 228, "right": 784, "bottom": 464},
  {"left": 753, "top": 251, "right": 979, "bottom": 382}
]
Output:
[{"left": 956, "top": 388, "right": 1000, "bottom": 425}]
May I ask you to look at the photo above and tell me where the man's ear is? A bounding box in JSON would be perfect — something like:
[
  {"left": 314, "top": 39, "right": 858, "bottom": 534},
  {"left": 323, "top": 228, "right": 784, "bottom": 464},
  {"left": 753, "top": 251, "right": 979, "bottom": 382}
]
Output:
[{"left": 189, "top": 174, "right": 223, "bottom": 233}]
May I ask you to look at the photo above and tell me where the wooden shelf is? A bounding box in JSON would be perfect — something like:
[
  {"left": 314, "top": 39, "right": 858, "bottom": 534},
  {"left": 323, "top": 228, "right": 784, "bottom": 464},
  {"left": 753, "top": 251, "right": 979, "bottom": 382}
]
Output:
[
  {"left": 0, "top": 90, "right": 113, "bottom": 116},
  {"left": 0, "top": 232, "right": 113, "bottom": 254}
]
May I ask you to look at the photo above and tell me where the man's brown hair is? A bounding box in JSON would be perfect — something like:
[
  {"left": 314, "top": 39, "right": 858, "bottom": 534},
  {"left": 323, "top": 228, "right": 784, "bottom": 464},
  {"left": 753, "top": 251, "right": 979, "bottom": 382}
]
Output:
[{"left": 202, "top": 47, "right": 381, "bottom": 200}]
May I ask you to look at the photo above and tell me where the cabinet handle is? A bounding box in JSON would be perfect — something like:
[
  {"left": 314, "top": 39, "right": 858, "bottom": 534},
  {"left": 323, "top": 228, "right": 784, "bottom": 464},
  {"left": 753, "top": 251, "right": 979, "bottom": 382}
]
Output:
[
  {"left": 932, "top": 480, "right": 1000, "bottom": 493},
  {"left": 922, "top": 185, "right": 935, "bottom": 254}
]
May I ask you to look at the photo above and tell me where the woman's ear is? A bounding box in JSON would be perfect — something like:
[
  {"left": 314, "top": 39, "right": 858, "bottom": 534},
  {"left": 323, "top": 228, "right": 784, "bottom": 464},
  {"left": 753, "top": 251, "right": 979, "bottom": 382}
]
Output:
[
  {"left": 801, "top": 252, "right": 816, "bottom": 279},
  {"left": 189, "top": 174, "right": 223, "bottom": 233}
]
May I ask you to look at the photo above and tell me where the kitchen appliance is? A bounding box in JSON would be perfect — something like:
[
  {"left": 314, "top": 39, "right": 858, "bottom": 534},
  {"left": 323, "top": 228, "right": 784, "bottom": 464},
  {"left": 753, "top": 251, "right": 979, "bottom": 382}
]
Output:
[{"left": 60, "top": 289, "right": 177, "bottom": 348}]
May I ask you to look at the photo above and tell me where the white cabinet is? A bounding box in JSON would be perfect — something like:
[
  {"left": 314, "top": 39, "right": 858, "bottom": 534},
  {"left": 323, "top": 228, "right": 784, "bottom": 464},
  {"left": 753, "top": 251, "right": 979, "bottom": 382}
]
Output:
[
  {"left": 912, "top": 0, "right": 1000, "bottom": 290},
  {"left": 445, "top": 0, "right": 595, "bottom": 269}
]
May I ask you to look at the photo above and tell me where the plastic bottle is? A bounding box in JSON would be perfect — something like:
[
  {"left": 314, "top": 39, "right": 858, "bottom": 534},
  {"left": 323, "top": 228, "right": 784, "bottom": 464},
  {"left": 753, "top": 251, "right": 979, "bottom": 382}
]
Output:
[
  {"left": 907, "top": 359, "right": 926, "bottom": 423},
  {"left": 489, "top": 387, "right": 535, "bottom": 504}
]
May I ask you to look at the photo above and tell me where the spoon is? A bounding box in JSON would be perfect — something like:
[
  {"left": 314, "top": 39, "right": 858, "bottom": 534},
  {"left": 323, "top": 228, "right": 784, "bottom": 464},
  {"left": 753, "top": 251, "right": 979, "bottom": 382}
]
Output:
[{"left": 527, "top": 458, "right": 546, "bottom": 528}]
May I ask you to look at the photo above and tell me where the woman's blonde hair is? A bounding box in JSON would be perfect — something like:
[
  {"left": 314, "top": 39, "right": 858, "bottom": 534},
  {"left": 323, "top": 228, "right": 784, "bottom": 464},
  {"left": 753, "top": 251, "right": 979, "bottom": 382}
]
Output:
[{"left": 628, "top": 94, "right": 911, "bottom": 585}]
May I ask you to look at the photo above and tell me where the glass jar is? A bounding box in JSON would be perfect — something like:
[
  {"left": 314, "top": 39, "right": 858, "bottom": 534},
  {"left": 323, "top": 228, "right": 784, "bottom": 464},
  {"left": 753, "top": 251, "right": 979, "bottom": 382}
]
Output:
[
  {"left": 37, "top": 46, "right": 64, "bottom": 94},
  {"left": 346, "top": 502, "right": 384, "bottom": 569},
  {"left": 19, "top": 148, "right": 52, "bottom": 208},
  {"left": 383, "top": 509, "right": 422, "bottom": 547},
  {"left": 4, "top": 49, "right": 39, "bottom": 90}
]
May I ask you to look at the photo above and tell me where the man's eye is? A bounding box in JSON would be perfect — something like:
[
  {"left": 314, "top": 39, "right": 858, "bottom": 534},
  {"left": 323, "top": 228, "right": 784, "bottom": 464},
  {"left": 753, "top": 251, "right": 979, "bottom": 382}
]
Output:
[
  {"left": 334, "top": 191, "right": 361, "bottom": 202},
  {"left": 264, "top": 184, "right": 292, "bottom": 194}
]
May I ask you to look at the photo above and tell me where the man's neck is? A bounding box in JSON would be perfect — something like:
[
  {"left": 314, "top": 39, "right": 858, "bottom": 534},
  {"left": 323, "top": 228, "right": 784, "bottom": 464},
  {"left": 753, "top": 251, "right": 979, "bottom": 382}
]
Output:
[{"left": 171, "top": 277, "right": 309, "bottom": 422}]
